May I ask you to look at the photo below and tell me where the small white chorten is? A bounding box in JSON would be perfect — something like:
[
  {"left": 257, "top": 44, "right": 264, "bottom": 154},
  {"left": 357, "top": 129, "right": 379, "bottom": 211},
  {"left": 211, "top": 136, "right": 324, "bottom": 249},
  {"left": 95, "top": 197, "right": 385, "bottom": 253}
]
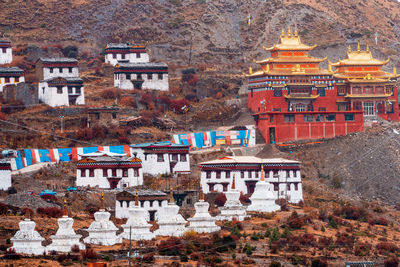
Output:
[
  {"left": 247, "top": 165, "right": 280, "bottom": 212},
  {"left": 218, "top": 175, "right": 248, "bottom": 221},
  {"left": 120, "top": 190, "right": 155, "bottom": 241},
  {"left": 11, "top": 213, "right": 46, "bottom": 255},
  {"left": 84, "top": 193, "right": 122, "bottom": 245},
  {"left": 154, "top": 189, "right": 187, "bottom": 237},
  {"left": 186, "top": 185, "right": 221, "bottom": 233},
  {"left": 47, "top": 200, "right": 85, "bottom": 252}
]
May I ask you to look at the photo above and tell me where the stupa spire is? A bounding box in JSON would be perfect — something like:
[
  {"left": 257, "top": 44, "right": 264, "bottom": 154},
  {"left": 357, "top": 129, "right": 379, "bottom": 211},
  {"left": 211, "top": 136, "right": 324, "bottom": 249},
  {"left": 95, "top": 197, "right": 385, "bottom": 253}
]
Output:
[
  {"left": 199, "top": 184, "right": 204, "bottom": 201},
  {"left": 231, "top": 175, "right": 236, "bottom": 190},
  {"left": 394, "top": 66, "right": 397, "bottom": 75},
  {"left": 281, "top": 28, "right": 285, "bottom": 36},
  {"left": 348, "top": 45, "right": 351, "bottom": 53},
  {"left": 169, "top": 187, "right": 174, "bottom": 204},
  {"left": 287, "top": 27, "right": 291, "bottom": 36},
  {"left": 100, "top": 192, "right": 104, "bottom": 211},
  {"left": 357, "top": 42, "right": 360, "bottom": 51},
  {"left": 135, "top": 189, "right": 139, "bottom": 207},
  {"left": 260, "top": 164, "right": 265, "bottom": 181},
  {"left": 63, "top": 199, "right": 68, "bottom": 217}
]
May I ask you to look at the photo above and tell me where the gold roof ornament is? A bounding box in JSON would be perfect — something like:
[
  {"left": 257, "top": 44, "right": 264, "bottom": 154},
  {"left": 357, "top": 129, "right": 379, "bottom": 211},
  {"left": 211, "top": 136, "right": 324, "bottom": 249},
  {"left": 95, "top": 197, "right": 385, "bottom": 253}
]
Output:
[
  {"left": 135, "top": 189, "right": 139, "bottom": 206},
  {"left": 394, "top": 66, "right": 397, "bottom": 75},
  {"left": 357, "top": 42, "right": 360, "bottom": 52},
  {"left": 348, "top": 45, "right": 351, "bottom": 53},
  {"left": 366, "top": 45, "right": 369, "bottom": 52},
  {"left": 231, "top": 175, "right": 236, "bottom": 190},
  {"left": 365, "top": 73, "right": 372, "bottom": 80},
  {"left": 287, "top": 27, "right": 292, "bottom": 36},
  {"left": 328, "top": 62, "right": 332, "bottom": 73},
  {"left": 294, "top": 27, "right": 298, "bottom": 36},
  {"left": 169, "top": 187, "right": 174, "bottom": 204},
  {"left": 266, "top": 64, "right": 270, "bottom": 72},
  {"left": 281, "top": 28, "right": 285, "bottom": 36},
  {"left": 63, "top": 199, "right": 68, "bottom": 217},
  {"left": 249, "top": 67, "right": 253, "bottom": 74},
  {"left": 199, "top": 183, "right": 204, "bottom": 201}
]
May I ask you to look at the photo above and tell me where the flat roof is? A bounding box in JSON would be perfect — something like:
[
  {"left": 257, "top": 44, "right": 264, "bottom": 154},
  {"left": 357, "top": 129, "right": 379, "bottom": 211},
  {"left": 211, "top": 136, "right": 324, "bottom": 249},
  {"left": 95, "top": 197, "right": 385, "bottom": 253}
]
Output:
[{"left": 200, "top": 156, "right": 299, "bottom": 165}]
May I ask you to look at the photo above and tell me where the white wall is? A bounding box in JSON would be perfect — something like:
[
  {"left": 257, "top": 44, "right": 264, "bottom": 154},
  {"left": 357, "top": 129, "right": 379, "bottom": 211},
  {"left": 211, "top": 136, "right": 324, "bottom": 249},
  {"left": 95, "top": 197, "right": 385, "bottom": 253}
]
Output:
[
  {"left": 115, "top": 199, "right": 168, "bottom": 220},
  {"left": 0, "top": 76, "right": 25, "bottom": 92},
  {"left": 0, "top": 169, "right": 11, "bottom": 191},
  {"left": 0, "top": 48, "right": 12, "bottom": 64},
  {"left": 200, "top": 169, "right": 303, "bottom": 204},
  {"left": 43, "top": 67, "right": 79, "bottom": 80},
  {"left": 105, "top": 52, "right": 150, "bottom": 66},
  {"left": 115, "top": 73, "right": 169, "bottom": 91},
  {"left": 38, "top": 82, "right": 85, "bottom": 107},
  {"left": 76, "top": 167, "right": 143, "bottom": 189}
]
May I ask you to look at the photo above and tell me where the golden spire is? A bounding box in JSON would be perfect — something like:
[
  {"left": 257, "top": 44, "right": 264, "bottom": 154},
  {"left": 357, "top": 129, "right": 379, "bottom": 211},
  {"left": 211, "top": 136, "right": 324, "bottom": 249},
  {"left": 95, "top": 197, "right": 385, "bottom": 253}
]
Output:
[
  {"left": 249, "top": 67, "right": 252, "bottom": 74},
  {"left": 348, "top": 45, "right": 351, "bottom": 53},
  {"left": 328, "top": 62, "right": 332, "bottom": 73},
  {"left": 287, "top": 27, "right": 291, "bottom": 36},
  {"left": 63, "top": 199, "right": 68, "bottom": 217},
  {"left": 231, "top": 175, "right": 236, "bottom": 190},
  {"left": 357, "top": 42, "right": 360, "bottom": 52},
  {"left": 294, "top": 27, "right": 298, "bottom": 36},
  {"left": 169, "top": 187, "right": 174, "bottom": 204},
  {"left": 366, "top": 44, "right": 369, "bottom": 52},
  {"left": 266, "top": 64, "right": 270, "bottom": 72},
  {"left": 135, "top": 189, "right": 139, "bottom": 207},
  {"left": 100, "top": 192, "right": 104, "bottom": 211},
  {"left": 199, "top": 183, "right": 204, "bottom": 201},
  {"left": 260, "top": 164, "right": 265, "bottom": 181},
  {"left": 393, "top": 66, "right": 397, "bottom": 75},
  {"left": 281, "top": 28, "right": 285, "bottom": 36}
]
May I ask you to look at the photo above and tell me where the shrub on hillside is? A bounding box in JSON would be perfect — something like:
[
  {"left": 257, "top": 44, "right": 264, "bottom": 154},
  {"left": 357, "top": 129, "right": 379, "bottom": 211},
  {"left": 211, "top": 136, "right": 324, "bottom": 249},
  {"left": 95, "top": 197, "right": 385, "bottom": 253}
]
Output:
[
  {"left": 101, "top": 88, "right": 121, "bottom": 99},
  {"left": 37, "top": 207, "right": 63, "bottom": 218},
  {"left": 214, "top": 193, "right": 227, "bottom": 207},
  {"left": 158, "top": 237, "right": 184, "bottom": 256},
  {"left": 334, "top": 205, "right": 369, "bottom": 221},
  {"left": 0, "top": 202, "right": 8, "bottom": 215},
  {"left": 287, "top": 211, "right": 305, "bottom": 229},
  {"left": 120, "top": 96, "right": 137, "bottom": 108},
  {"left": 81, "top": 249, "right": 98, "bottom": 260},
  {"left": 354, "top": 242, "right": 371, "bottom": 256},
  {"left": 376, "top": 242, "right": 399, "bottom": 254}
]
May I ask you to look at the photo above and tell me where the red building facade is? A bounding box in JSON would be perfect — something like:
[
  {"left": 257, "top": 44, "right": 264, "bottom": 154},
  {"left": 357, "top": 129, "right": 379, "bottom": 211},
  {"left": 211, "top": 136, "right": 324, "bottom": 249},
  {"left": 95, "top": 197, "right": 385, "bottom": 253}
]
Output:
[{"left": 246, "top": 29, "right": 384, "bottom": 144}]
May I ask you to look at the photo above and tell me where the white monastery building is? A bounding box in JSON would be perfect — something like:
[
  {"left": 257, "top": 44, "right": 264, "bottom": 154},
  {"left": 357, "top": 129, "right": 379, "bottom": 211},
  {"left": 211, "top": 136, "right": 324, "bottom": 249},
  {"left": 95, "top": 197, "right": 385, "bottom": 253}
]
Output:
[
  {"left": 37, "top": 58, "right": 84, "bottom": 107},
  {"left": 0, "top": 160, "right": 11, "bottom": 191},
  {"left": 200, "top": 156, "right": 303, "bottom": 204},
  {"left": 114, "top": 62, "right": 169, "bottom": 91},
  {"left": 0, "top": 67, "right": 24, "bottom": 92},
  {"left": 130, "top": 142, "right": 190, "bottom": 176},
  {"left": 76, "top": 152, "right": 143, "bottom": 189},
  {"left": 0, "top": 40, "right": 12, "bottom": 65},
  {"left": 115, "top": 189, "right": 169, "bottom": 221},
  {"left": 105, "top": 43, "right": 150, "bottom": 66}
]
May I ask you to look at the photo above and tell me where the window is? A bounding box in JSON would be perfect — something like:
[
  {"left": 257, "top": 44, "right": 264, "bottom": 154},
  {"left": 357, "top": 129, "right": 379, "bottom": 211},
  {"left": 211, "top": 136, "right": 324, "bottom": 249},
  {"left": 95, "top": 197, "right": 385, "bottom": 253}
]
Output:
[
  {"left": 89, "top": 169, "right": 94, "bottom": 177},
  {"left": 81, "top": 169, "right": 86, "bottom": 177},
  {"left": 270, "top": 115, "right": 274, "bottom": 122},
  {"left": 1, "top": 48, "right": 6, "bottom": 53},
  {"left": 137, "top": 73, "right": 142, "bottom": 80},
  {"left": 248, "top": 171, "right": 252, "bottom": 178},
  {"left": 344, "top": 113, "right": 354, "bottom": 121},
  {"left": 353, "top": 102, "right": 362, "bottom": 110},
  {"left": 171, "top": 154, "right": 178, "bottom": 161},
  {"left": 134, "top": 169, "right": 139, "bottom": 177},
  {"left": 148, "top": 73, "right": 152, "bottom": 80},
  {"left": 5, "top": 77, "right": 9, "bottom": 83},
  {"left": 103, "top": 169, "right": 107, "bottom": 177},
  {"left": 113, "top": 54, "right": 117, "bottom": 59},
  {"left": 158, "top": 73, "right": 163, "bottom": 80},
  {"left": 317, "top": 88, "right": 325, "bottom": 96},
  {"left": 186, "top": 198, "right": 191, "bottom": 205},
  {"left": 59, "top": 68, "right": 63, "bottom": 73},
  {"left": 76, "top": 87, "right": 81, "bottom": 94},
  {"left": 95, "top": 113, "right": 100, "bottom": 120},
  {"left": 206, "top": 171, "right": 211, "bottom": 179},
  {"left": 326, "top": 114, "right": 336, "bottom": 122},
  {"left": 294, "top": 104, "right": 306, "bottom": 112},
  {"left": 57, "top": 87, "right": 63, "bottom": 94},
  {"left": 157, "top": 154, "right": 164, "bottom": 162},
  {"left": 126, "top": 74, "right": 131, "bottom": 80},
  {"left": 241, "top": 171, "right": 245, "bottom": 179},
  {"left": 315, "top": 114, "right": 324, "bottom": 122},
  {"left": 284, "top": 114, "right": 295, "bottom": 122},
  {"left": 136, "top": 53, "right": 141, "bottom": 58},
  {"left": 216, "top": 171, "right": 221, "bottom": 179},
  {"left": 68, "top": 87, "right": 73, "bottom": 94},
  {"left": 15, "top": 77, "right": 19, "bottom": 82},
  {"left": 337, "top": 86, "right": 346, "bottom": 96},
  {"left": 112, "top": 113, "right": 117, "bottom": 119},
  {"left": 121, "top": 54, "right": 125, "bottom": 59},
  {"left": 274, "top": 88, "right": 282, "bottom": 97},
  {"left": 294, "top": 183, "right": 299, "bottom": 191},
  {"left": 50, "top": 68, "right": 54, "bottom": 73},
  {"left": 68, "top": 67, "right": 73, "bottom": 73},
  {"left": 112, "top": 169, "right": 117, "bottom": 176},
  {"left": 304, "top": 114, "right": 313, "bottom": 122},
  {"left": 318, "top": 107, "right": 326, "bottom": 111},
  {"left": 255, "top": 171, "right": 259, "bottom": 178},
  {"left": 287, "top": 183, "right": 291, "bottom": 191},
  {"left": 180, "top": 154, "right": 187, "bottom": 162},
  {"left": 363, "top": 102, "right": 374, "bottom": 116},
  {"left": 385, "top": 86, "right": 393, "bottom": 95},
  {"left": 273, "top": 183, "right": 279, "bottom": 191},
  {"left": 42, "top": 87, "right": 45, "bottom": 94},
  {"left": 123, "top": 169, "right": 128, "bottom": 177},
  {"left": 376, "top": 86, "right": 384, "bottom": 94},
  {"left": 225, "top": 171, "right": 230, "bottom": 178}
]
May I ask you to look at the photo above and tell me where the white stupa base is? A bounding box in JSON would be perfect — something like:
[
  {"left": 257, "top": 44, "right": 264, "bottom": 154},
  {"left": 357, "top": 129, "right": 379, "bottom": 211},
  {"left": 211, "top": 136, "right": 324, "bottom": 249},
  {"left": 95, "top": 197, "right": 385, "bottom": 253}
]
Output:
[
  {"left": 154, "top": 203, "right": 187, "bottom": 237},
  {"left": 247, "top": 200, "right": 280, "bottom": 212},
  {"left": 84, "top": 210, "right": 122, "bottom": 245},
  {"left": 11, "top": 219, "right": 46, "bottom": 255},
  {"left": 47, "top": 235, "right": 85, "bottom": 253},
  {"left": 154, "top": 224, "right": 187, "bottom": 237},
  {"left": 247, "top": 180, "right": 280, "bottom": 213},
  {"left": 120, "top": 225, "right": 155, "bottom": 241},
  {"left": 218, "top": 206, "right": 249, "bottom": 221},
  {"left": 187, "top": 201, "right": 220, "bottom": 233}
]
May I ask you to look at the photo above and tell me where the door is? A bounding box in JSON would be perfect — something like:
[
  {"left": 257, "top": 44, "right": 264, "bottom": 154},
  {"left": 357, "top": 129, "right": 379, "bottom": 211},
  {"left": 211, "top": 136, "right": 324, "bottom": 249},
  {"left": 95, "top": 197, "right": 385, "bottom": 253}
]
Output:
[
  {"left": 363, "top": 102, "right": 374, "bottom": 116},
  {"left": 269, "top": 127, "right": 276, "bottom": 144}
]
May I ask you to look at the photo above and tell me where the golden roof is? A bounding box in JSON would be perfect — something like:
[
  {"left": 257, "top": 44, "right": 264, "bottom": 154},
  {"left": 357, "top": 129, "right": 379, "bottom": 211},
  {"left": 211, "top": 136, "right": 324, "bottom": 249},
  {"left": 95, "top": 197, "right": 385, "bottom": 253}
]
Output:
[
  {"left": 255, "top": 56, "right": 326, "bottom": 64},
  {"left": 332, "top": 44, "right": 389, "bottom": 67},
  {"left": 264, "top": 27, "right": 316, "bottom": 51},
  {"left": 284, "top": 94, "right": 320, "bottom": 100},
  {"left": 345, "top": 94, "right": 393, "bottom": 98}
]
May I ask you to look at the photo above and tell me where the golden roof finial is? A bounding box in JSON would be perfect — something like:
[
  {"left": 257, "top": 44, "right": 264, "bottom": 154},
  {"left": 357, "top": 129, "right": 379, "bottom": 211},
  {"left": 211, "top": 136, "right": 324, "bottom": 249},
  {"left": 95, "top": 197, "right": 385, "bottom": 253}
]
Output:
[
  {"left": 169, "top": 187, "right": 174, "bottom": 204},
  {"left": 281, "top": 28, "right": 285, "bottom": 36},
  {"left": 328, "top": 62, "right": 332, "bottom": 73},
  {"left": 357, "top": 42, "right": 360, "bottom": 52},
  {"left": 287, "top": 27, "right": 291, "bottom": 36},
  {"left": 231, "top": 175, "right": 236, "bottom": 190},
  {"left": 135, "top": 189, "right": 139, "bottom": 207},
  {"left": 393, "top": 66, "right": 397, "bottom": 75},
  {"left": 100, "top": 192, "right": 104, "bottom": 211},
  {"left": 266, "top": 64, "right": 270, "bottom": 72},
  {"left": 294, "top": 27, "right": 298, "bottom": 36},
  {"left": 249, "top": 67, "right": 253, "bottom": 75},
  {"left": 366, "top": 44, "right": 369, "bottom": 52},
  {"left": 348, "top": 45, "right": 351, "bottom": 53},
  {"left": 199, "top": 183, "right": 204, "bottom": 201},
  {"left": 260, "top": 164, "right": 265, "bottom": 182},
  {"left": 63, "top": 199, "right": 68, "bottom": 217}
]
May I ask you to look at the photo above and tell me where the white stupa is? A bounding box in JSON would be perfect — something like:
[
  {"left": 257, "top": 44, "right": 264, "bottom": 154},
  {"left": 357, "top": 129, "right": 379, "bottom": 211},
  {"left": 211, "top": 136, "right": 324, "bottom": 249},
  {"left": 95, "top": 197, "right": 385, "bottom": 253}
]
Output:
[
  {"left": 84, "top": 193, "right": 122, "bottom": 245},
  {"left": 247, "top": 165, "right": 280, "bottom": 212},
  {"left": 218, "top": 175, "right": 248, "bottom": 221},
  {"left": 11, "top": 213, "right": 46, "bottom": 255},
  {"left": 47, "top": 200, "right": 85, "bottom": 253},
  {"left": 186, "top": 186, "right": 221, "bottom": 233},
  {"left": 154, "top": 189, "right": 187, "bottom": 237},
  {"left": 119, "top": 190, "right": 155, "bottom": 241}
]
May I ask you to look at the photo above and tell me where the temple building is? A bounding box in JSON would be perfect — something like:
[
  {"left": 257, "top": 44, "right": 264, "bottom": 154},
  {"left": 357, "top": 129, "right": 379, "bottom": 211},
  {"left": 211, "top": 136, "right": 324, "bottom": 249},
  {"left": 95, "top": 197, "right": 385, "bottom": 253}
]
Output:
[
  {"left": 105, "top": 43, "right": 150, "bottom": 66},
  {"left": 200, "top": 156, "right": 303, "bottom": 204},
  {"left": 37, "top": 58, "right": 84, "bottom": 107},
  {"left": 130, "top": 142, "right": 190, "bottom": 176},
  {"left": 332, "top": 44, "right": 399, "bottom": 121},
  {"left": 247, "top": 28, "right": 364, "bottom": 144},
  {"left": 115, "top": 189, "right": 169, "bottom": 221},
  {"left": 76, "top": 152, "right": 143, "bottom": 189},
  {"left": 0, "top": 67, "right": 25, "bottom": 92},
  {"left": 0, "top": 40, "right": 12, "bottom": 65},
  {"left": 114, "top": 62, "right": 168, "bottom": 91}
]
